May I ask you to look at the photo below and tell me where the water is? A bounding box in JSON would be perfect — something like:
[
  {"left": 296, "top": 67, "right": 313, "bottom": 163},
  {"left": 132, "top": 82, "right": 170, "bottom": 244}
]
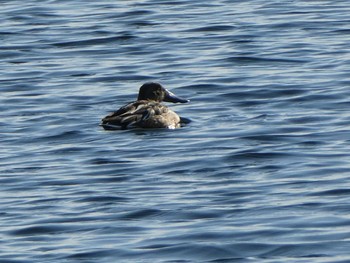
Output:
[{"left": 1, "top": 0, "right": 350, "bottom": 262}]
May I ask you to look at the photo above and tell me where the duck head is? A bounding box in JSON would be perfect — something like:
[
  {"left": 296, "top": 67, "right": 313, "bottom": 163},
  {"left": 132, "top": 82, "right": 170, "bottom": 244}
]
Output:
[{"left": 137, "top": 82, "right": 189, "bottom": 103}]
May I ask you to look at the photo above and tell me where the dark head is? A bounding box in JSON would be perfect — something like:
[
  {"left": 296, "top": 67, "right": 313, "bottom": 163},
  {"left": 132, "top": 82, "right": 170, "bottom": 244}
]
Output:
[{"left": 137, "top": 82, "right": 189, "bottom": 103}]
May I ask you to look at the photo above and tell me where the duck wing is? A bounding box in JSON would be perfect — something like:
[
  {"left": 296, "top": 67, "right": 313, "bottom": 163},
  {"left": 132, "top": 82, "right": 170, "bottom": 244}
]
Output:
[{"left": 101, "top": 101, "right": 159, "bottom": 129}]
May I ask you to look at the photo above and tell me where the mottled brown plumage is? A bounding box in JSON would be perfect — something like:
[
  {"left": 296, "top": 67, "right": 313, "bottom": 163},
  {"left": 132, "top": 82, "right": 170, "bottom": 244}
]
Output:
[{"left": 101, "top": 82, "right": 189, "bottom": 130}]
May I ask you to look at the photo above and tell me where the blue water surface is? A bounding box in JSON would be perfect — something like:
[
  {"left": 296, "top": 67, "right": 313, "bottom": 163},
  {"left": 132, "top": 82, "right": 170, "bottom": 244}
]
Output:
[{"left": 2, "top": 0, "right": 350, "bottom": 262}]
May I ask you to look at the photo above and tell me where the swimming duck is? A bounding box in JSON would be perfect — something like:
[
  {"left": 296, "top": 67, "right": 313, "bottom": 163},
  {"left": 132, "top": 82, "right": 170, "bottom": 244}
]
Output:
[{"left": 101, "top": 82, "right": 189, "bottom": 130}]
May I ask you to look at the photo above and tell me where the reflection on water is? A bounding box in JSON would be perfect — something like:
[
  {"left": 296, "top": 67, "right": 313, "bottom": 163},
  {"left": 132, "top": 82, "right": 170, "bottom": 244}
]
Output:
[{"left": 2, "top": 0, "right": 350, "bottom": 262}]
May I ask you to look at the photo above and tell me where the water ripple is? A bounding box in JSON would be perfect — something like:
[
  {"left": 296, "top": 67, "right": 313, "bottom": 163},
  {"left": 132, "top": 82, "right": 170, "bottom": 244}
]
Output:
[{"left": 1, "top": 0, "right": 350, "bottom": 262}]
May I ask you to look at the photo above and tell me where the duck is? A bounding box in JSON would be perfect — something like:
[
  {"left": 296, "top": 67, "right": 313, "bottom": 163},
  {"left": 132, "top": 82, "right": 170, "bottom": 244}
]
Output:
[{"left": 101, "top": 82, "right": 190, "bottom": 130}]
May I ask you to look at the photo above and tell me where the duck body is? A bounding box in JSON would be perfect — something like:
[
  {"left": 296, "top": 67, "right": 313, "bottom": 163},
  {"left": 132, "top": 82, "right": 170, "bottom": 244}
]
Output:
[{"left": 101, "top": 82, "right": 189, "bottom": 130}]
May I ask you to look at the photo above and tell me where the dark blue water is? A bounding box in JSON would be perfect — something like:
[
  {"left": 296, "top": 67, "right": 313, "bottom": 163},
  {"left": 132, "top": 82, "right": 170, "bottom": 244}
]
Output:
[{"left": 2, "top": 0, "right": 350, "bottom": 262}]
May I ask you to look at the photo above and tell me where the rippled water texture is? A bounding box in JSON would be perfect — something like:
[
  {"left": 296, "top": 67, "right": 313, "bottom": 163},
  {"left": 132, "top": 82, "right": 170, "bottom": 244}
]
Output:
[{"left": 2, "top": 0, "right": 350, "bottom": 262}]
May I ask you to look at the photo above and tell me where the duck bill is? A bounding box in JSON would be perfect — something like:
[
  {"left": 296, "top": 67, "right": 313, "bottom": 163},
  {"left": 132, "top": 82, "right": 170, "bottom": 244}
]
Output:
[{"left": 164, "top": 89, "right": 189, "bottom": 103}]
